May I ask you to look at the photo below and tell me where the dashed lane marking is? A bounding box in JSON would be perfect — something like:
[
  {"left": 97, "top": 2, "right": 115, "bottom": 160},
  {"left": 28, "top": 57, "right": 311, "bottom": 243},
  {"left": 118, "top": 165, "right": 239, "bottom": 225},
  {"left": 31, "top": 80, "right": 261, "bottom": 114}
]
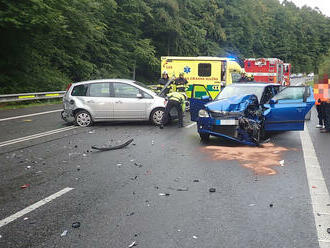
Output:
[
  {"left": 0, "top": 109, "right": 63, "bottom": 122},
  {"left": 0, "top": 126, "right": 78, "bottom": 148},
  {"left": 185, "top": 123, "right": 196, "bottom": 128},
  {"left": 300, "top": 127, "right": 330, "bottom": 247},
  {"left": 0, "top": 187, "right": 74, "bottom": 228}
]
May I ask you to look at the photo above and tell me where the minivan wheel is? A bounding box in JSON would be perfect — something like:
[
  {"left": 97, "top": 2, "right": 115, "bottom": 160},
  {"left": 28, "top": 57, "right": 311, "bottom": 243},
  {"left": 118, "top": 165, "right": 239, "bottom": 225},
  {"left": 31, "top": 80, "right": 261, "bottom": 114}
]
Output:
[
  {"left": 151, "top": 108, "right": 165, "bottom": 125},
  {"left": 75, "top": 110, "right": 93, "bottom": 127}
]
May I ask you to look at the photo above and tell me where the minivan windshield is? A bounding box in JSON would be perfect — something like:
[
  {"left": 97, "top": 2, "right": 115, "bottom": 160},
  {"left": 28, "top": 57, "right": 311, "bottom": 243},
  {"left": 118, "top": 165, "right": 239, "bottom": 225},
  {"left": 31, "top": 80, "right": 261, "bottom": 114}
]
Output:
[{"left": 216, "top": 85, "right": 264, "bottom": 101}]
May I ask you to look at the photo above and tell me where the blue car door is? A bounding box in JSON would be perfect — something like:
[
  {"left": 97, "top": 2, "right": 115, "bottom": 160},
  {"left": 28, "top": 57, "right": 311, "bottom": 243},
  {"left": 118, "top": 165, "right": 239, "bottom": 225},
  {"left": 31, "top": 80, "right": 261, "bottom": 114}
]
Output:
[
  {"left": 189, "top": 84, "right": 212, "bottom": 121},
  {"left": 263, "top": 86, "right": 315, "bottom": 131}
]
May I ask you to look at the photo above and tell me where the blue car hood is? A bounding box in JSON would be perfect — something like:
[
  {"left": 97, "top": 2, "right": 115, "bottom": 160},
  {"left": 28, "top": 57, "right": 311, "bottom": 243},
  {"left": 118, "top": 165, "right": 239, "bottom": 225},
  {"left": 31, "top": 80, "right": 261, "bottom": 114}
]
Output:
[{"left": 205, "top": 94, "right": 257, "bottom": 112}]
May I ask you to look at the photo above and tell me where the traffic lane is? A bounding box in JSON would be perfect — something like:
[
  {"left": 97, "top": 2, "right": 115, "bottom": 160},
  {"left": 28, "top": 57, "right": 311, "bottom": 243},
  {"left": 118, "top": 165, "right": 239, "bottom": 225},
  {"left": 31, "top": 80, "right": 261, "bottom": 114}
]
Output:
[
  {"left": 0, "top": 107, "right": 68, "bottom": 143},
  {"left": 0, "top": 103, "right": 62, "bottom": 120},
  {"left": 0, "top": 121, "right": 319, "bottom": 247},
  {"left": 0, "top": 122, "right": 175, "bottom": 247},
  {"left": 305, "top": 106, "right": 330, "bottom": 194}
]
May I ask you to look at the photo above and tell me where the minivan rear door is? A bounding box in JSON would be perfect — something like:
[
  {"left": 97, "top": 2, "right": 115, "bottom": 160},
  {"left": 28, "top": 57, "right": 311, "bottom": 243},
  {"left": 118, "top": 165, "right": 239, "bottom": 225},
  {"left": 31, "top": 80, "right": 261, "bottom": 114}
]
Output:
[{"left": 85, "top": 82, "right": 114, "bottom": 119}]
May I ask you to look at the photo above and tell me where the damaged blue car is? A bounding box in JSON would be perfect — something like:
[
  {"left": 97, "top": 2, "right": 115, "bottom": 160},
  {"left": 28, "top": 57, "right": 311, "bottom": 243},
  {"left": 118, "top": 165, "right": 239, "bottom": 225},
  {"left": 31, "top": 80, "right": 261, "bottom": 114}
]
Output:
[{"left": 189, "top": 83, "right": 315, "bottom": 146}]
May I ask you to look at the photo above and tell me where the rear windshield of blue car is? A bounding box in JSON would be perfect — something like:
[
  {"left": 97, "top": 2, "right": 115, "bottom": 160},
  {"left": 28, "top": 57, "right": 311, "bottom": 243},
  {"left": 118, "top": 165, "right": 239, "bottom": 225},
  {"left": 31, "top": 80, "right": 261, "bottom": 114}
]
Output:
[{"left": 216, "top": 85, "right": 264, "bottom": 101}]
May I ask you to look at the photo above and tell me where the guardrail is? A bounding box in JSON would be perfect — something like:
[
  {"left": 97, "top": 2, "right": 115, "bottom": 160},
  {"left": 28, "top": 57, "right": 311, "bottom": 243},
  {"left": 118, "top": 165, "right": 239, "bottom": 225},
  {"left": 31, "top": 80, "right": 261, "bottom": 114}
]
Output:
[{"left": 0, "top": 91, "right": 66, "bottom": 103}]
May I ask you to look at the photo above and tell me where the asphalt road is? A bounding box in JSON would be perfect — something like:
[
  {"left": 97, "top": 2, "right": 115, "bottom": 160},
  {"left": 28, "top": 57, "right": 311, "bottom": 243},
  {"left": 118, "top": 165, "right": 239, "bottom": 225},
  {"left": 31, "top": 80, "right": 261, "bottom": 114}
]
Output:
[{"left": 0, "top": 81, "right": 329, "bottom": 248}]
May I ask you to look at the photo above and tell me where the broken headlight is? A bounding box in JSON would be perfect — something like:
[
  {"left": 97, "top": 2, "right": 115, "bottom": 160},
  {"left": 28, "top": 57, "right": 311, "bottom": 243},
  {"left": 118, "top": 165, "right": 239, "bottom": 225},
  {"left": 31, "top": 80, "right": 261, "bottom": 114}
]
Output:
[{"left": 198, "top": 109, "right": 209, "bottom": 118}]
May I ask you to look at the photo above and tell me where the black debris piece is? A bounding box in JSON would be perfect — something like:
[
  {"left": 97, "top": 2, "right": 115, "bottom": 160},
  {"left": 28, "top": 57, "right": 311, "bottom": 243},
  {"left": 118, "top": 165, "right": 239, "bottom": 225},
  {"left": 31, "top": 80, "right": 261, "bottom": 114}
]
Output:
[
  {"left": 127, "top": 212, "right": 135, "bottom": 216},
  {"left": 177, "top": 187, "right": 189, "bottom": 191},
  {"left": 269, "top": 203, "right": 274, "bottom": 208},
  {"left": 92, "top": 139, "right": 134, "bottom": 151},
  {"left": 74, "top": 145, "right": 78, "bottom": 148},
  {"left": 209, "top": 188, "right": 216, "bottom": 193},
  {"left": 72, "top": 222, "right": 81, "bottom": 228},
  {"left": 134, "top": 162, "right": 143, "bottom": 168},
  {"left": 193, "top": 179, "right": 199, "bottom": 183},
  {"left": 327, "top": 228, "right": 330, "bottom": 234}
]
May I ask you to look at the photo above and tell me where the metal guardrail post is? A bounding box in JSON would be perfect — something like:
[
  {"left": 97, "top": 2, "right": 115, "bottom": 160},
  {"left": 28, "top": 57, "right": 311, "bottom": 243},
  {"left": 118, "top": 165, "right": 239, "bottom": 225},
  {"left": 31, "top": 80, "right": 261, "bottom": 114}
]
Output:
[{"left": 0, "top": 91, "right": 66, "bottom": 103}]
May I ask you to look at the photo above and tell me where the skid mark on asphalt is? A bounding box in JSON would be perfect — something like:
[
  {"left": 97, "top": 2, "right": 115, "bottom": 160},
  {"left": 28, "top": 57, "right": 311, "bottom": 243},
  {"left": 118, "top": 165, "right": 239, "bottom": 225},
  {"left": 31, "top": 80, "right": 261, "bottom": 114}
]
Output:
[{"left": 202, "top": 143, "right": 290, "bottom": 175}]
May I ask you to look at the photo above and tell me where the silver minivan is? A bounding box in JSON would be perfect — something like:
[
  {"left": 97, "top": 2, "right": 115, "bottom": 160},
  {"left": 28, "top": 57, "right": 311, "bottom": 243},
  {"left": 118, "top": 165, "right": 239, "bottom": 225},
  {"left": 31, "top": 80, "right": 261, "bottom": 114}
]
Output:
[{"left": 61, "top": 79, "right": 166, "bottom": 127}]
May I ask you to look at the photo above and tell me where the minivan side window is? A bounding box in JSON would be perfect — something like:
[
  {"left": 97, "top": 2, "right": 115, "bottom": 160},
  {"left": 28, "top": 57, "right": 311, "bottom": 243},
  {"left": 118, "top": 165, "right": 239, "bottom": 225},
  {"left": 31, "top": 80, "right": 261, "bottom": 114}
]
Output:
[
  {"left": 89, "top": 83, "right": 111, "bottom": 97},
  {"left": 71, "top": 84, "right": 88, "bottom": 96},
  {"left": 114, "top": 83, "right": 140, "bottom": 98}
]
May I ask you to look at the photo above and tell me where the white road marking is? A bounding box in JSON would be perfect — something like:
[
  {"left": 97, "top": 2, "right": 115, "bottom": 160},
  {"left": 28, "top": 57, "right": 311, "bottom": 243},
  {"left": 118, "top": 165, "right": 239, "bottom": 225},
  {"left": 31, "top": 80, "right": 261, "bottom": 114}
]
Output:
[
  {"left": 0, "top": 187, "right": 74, "bottom": 228},
  {"left": 0, "top": 126, "right": 78, "bottom": 148},
  {"left": 185, "top": 123, "right": 196, "bottom": 128},
  {"left": 300, "top": 127, "right": 330, "bottom": 247},
  {"left": 0, "top": 109, "right": 62, "bottom": 122}
]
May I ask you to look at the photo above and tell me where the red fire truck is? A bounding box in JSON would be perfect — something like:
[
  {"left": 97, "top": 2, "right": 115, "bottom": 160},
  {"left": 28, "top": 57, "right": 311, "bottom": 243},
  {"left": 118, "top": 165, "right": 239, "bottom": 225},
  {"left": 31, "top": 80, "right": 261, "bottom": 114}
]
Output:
[
  {"left": 283, "top": 63, "right": 291, "bottom": 86},
  {"left": 244, "top": 58, "right": 285, "bottom": 85}
]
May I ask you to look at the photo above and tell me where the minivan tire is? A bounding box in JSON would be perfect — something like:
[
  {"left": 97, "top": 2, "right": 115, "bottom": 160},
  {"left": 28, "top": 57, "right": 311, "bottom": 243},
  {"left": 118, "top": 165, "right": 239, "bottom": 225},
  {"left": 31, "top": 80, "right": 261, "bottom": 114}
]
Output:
[
  {"left": 150, "top": 108, "right": 165, "bottom": 126},
  {"left": 75, "top": 110, "right": 93, "bottom": 127}
]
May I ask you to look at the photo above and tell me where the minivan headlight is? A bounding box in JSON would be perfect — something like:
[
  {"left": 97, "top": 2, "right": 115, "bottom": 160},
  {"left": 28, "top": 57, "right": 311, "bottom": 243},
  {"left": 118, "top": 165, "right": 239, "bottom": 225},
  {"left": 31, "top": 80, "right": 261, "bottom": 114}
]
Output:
[{"left": 198, "top": 109, "right": 209, "bottom": 118}]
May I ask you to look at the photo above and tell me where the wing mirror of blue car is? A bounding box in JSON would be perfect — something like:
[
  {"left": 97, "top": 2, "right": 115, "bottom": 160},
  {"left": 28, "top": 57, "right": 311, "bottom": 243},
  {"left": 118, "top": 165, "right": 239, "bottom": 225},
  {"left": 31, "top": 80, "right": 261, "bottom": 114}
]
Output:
[
  {"left": 201, "top": 95, "right": 211, "bottom": 101},
  {"left": 269, "top": 99, "right": 278, "bottom": 105},
  {"left": 136, "top": 93, "right": 143, "bottom": 98}
]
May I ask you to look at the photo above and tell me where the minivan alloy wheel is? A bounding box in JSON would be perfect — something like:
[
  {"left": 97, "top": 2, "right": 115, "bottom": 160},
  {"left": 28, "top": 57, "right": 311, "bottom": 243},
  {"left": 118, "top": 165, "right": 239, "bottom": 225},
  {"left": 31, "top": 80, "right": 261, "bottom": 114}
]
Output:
[
  {"left": 75, "top": 111, "right": 92, "bottom": 127},
  {"left": 152, "top": 109, "right": 164, "bottom": 125}
]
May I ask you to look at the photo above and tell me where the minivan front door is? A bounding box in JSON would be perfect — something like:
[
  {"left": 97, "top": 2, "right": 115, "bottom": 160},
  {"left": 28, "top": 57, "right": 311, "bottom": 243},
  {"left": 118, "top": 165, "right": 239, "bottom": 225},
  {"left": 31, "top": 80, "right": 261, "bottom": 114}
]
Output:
[{"left": 112, "top": 82, "right": 149, "bottom": 119}]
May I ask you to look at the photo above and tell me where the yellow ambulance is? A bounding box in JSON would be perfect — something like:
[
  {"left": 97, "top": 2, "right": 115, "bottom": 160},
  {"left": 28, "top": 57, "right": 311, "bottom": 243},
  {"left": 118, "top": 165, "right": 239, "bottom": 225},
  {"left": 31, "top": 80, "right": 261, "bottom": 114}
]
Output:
[{"left": 161, "top": 56, "right": 243, "bottom": 99}]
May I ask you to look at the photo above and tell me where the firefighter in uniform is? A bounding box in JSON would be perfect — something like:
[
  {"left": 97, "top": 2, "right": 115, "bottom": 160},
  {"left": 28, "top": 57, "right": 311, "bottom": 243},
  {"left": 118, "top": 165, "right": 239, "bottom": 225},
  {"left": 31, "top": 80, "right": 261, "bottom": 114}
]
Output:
[
  {"left": 160, "top": 91, "right": 185, "bottom": 128},
  {"left": 156, "top": 70, "right": 170, "bottom": 92},
  {"left": 174, "top": 72, "right": 188, "bottom": 92}
]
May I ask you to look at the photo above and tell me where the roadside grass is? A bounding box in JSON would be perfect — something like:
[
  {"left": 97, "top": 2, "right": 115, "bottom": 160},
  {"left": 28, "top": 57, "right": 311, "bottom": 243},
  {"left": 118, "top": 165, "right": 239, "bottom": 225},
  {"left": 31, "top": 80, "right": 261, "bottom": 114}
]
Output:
[{"left": 0, "top": 99, "right": 62, "bottom": 110}]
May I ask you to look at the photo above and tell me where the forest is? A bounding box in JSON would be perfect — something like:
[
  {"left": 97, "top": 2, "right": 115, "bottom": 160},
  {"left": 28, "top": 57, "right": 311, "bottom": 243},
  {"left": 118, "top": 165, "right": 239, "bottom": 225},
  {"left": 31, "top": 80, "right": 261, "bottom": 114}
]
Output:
[{"left": 1, "top": 0, "right": 330, "bottom": 94}]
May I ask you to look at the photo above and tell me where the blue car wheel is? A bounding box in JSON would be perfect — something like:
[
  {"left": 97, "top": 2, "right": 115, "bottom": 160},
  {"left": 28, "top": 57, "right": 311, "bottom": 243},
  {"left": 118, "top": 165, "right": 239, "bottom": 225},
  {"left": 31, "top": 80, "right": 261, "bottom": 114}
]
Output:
[{"left": 199, "top": 133, "right": 210, "bottom": 143}]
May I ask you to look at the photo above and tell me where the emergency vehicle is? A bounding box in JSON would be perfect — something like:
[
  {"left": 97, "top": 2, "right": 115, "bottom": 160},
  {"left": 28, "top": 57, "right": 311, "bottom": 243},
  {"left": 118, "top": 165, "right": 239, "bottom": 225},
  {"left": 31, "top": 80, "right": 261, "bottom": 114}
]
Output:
[
  {"left": 161, "top": 56, "right": 242, "bottom": 99},
  {"left": 244, "top": 58, "right": 285, "bottom": 85},
  {"left": 284, "top": 63, "right": 291, "bottom": 86}
]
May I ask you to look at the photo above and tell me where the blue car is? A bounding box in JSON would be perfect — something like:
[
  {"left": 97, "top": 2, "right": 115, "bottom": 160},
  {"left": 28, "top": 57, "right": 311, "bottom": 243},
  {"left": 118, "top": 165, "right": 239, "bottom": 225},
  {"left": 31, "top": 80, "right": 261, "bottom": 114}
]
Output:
[{"left": 189, "top": 83, "right": 315, "bottom": 146}]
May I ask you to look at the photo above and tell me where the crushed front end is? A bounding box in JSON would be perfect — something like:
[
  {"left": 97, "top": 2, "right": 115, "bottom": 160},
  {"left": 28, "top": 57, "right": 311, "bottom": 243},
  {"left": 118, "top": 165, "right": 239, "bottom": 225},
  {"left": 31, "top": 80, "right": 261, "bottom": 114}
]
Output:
[{"left": 193, "top": 94, "right": 264, "bottom": 146}]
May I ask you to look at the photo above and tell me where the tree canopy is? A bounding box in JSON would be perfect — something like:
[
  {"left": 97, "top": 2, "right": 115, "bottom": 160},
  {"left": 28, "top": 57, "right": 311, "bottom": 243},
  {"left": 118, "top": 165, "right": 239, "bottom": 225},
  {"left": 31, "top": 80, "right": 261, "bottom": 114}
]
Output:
[{"left": 1, "top": 0, "right": 329, "bottom": 93}]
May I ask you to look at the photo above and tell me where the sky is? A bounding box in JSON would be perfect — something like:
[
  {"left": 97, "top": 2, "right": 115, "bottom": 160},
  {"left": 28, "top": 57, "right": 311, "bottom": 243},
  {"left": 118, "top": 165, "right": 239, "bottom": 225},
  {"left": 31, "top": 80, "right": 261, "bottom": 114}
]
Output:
[{"left": 287, "top": 0, "right": 330, "bottom": 17}]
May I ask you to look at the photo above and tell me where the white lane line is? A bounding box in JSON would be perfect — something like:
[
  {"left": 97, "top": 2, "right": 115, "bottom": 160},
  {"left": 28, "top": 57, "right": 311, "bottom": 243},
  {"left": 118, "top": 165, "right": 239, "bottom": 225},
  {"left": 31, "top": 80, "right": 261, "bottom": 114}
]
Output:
[
  {"left": 0, "top": 126, "right": 78, "bottom": 148},
  {"left": 185, "top": 122, "right": 196, "bottom": 128},
  {"left": 0, "top": 187, "right": 74, "bottom": 228},
  {"left": 300, "top": 127, "right": 330, "bottom": 248},
  {"left": 0, "top": 109, "right": 62, "bottom": 122}
]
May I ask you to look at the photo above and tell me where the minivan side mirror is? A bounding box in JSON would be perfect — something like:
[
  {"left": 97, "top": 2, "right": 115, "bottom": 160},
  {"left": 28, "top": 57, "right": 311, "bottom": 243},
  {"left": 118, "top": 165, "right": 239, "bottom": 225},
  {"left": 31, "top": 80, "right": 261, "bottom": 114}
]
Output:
[
  {"left": 136, "top": 93, "right": 143, "bottom": 98},
  {"left": 201, "top": 95, "right": 211, "bottom": 101}
]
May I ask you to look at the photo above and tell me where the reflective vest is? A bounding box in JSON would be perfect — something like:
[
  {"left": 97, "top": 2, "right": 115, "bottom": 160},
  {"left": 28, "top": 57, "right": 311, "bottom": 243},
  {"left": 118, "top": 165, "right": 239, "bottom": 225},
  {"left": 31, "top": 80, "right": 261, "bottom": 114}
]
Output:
[{"left": 167, "top": 92, "right": 185, "bottom": 104}]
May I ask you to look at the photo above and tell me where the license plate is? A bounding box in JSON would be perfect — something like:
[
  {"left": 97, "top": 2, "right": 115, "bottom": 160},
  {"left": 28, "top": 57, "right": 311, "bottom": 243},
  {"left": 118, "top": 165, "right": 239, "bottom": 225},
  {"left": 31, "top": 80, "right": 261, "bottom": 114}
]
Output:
[{"left": 215, "top": 119, "right": 238, "bottom": 125}]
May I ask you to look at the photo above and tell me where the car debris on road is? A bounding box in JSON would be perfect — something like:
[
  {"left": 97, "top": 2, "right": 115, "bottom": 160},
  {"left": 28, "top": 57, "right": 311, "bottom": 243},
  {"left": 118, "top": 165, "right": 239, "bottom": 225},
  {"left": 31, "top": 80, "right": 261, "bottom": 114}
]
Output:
[
  {"left": 72, "top": 222, "right": 81, "bottom": 228},
  {"left": 128, "top": 241, "right": 137, "bottom": 247},
  {"left": 92, "top": 138, "right": 134, "bottom": 151},
  {"left": 61, "top": 230, "right": 68, "bottom": 237}
]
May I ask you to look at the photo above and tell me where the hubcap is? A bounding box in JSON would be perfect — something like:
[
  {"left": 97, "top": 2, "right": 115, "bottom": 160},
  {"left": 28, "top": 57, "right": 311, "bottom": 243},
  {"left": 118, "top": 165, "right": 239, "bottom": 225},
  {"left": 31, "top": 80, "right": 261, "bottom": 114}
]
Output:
[
  {"left": 153, "top": 110, "right": 164, "bottom": 125},
  {"left": 76, "top": 112, "right": 91, "bottom": 127}
]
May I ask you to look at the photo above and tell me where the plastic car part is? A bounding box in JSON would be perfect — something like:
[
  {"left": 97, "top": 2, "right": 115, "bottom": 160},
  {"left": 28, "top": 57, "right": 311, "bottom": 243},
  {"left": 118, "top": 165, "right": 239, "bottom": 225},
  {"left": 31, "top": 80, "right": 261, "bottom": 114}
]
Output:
[{"left": 91, "top": 138, "right": 134, "bottom": 151}]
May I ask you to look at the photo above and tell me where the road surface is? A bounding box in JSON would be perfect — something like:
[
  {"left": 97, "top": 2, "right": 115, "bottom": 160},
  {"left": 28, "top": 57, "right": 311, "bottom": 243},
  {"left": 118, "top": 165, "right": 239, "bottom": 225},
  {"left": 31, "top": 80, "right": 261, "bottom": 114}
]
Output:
[{"left": 0, "top": 81, "right": 329, "bottom": 248}]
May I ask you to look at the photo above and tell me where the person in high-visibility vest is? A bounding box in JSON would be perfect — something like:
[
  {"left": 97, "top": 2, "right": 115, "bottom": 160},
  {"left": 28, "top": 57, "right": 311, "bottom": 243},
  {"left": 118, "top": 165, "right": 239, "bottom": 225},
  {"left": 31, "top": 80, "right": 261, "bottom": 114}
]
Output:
[
  {"left": 156, "top": 70, "right": 170, "bottom": 92},
  {"left": 160, "top": 91, "right": 185, "bottom": 128},
  {"left": 174, "top": 72, "right": 188, "bottom": 92},
  {"left": 313, "top": 77, "right": 330, "bottom": 132}
]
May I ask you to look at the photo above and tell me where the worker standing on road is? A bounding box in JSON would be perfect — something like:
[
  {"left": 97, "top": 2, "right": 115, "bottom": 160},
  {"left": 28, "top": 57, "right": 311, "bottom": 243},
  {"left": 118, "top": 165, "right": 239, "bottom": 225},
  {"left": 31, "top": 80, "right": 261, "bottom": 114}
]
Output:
[
  {"left": 314, "top": 76, "right": 330, "bottom": 133},
  {"left": 174, "top": 72, "right": 188, "bottom": 92},
  {"left": 160, "top": 92, "right": 185, "bottom": 128}
]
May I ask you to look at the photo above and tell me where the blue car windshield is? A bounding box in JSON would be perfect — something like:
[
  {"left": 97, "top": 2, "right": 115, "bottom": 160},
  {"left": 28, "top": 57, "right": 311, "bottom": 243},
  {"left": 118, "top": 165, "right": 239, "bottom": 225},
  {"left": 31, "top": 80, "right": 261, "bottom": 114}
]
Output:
[{"left": 216, "top": 85, "right": 265, "bottom": 101}]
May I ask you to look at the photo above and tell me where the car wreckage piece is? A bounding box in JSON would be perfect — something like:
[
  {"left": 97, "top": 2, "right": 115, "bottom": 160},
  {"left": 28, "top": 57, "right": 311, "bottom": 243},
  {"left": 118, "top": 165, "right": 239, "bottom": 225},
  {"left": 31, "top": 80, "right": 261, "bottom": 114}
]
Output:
[{"left": 189, "top": 85, "right": 314, "bottom": 146}]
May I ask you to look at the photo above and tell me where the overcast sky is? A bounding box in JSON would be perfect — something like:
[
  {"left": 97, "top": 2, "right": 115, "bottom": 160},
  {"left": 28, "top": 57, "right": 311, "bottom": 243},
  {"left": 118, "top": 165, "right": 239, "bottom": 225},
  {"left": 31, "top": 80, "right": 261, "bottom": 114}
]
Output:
[{"left": 287, "top": 0, "right": 330, "bottom": 17}]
